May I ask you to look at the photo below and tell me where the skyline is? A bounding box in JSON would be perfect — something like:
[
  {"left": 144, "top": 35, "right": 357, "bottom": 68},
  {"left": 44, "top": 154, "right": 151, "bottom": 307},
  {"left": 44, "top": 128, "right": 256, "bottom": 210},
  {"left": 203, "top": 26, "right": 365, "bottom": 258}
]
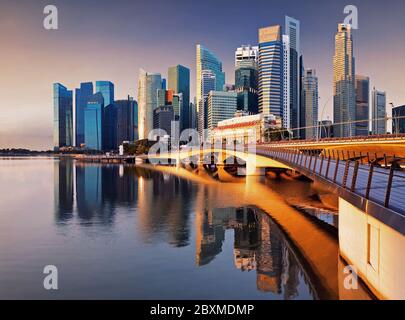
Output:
[{"left": 1, "top": 0, "right": 405, "bottom": 149}]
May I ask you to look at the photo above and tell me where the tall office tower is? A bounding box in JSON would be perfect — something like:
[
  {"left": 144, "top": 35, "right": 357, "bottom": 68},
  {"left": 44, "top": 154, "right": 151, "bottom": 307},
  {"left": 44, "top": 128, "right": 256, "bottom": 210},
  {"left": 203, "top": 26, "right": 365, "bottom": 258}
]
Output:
[
  {"left": 53, "top": 83, "right": 73, "bottom": 150},
  {"left": 302, "top": 69, "right": 319, "bottom": 139},
  {"left": 235, "top": 45, "right": 259, "bottom": 69},
  {"left": 333, "top": 24, "right": 356, "bottom": 137},
  {"left": 355, "top": 75, "right": 370, "bottom": 136},
  {"left": 190, "top": 102, "right": 197, "bottom": 130},
  {"left": 138, "top": 69, "right": 162, "bottom": 140},
  {"left": 207, "top": 91, "right": 237, "bottom": 135},
  {"left": 161, "top": 78, "right": 166, "bottom": 90},
  {"left": 157, "top": 89, "right": 174, "bottom": 107},
  {"left": 84, "top": 93, "right": 104, "bottom": 150},
  {"left": 234, "top": 45, "right": 258, "bottom": 114},
  {"left": 153, "top": 105, "right": 174, "bottom": 136},
  {"left": 372, "top": 88, "right": 387, "bottom": 135},
  {"left": 393, "top": 105, "right": 405, "bottom": 134},
  {"left": 285, "top": 16, "right": 300, "bottom": 133},
  {"left": 115, "top": 95, "right": 137, "bottom": 146},
  {"left": 282, "top": 35, "right": 290, "bottom": 129},
  {"left": 196, "top": 44, "right": 225, "bottom": 137},
  {"left": 198, "top": 70, "right": 216, "bottom": 139},
  {"left": 299, "top": 55, "right": 305, "bottom": 138},
  {"left": 172, "top": 93, "right": 183, "bottom": 121},
  {"left": 168, "top": 65, "right": 190, "bottom": 130},
  {"left": 75, "top": 82, "right": 93, "bottom": 147},
  {"left": 258, "top": 25, "right": 283, "bottom": 118},
  {"left": 96, "top": 81, "right": 116, "bottom": 150},
  {"left": 133, "top": 99, "right": 139, "bottom": 141}
]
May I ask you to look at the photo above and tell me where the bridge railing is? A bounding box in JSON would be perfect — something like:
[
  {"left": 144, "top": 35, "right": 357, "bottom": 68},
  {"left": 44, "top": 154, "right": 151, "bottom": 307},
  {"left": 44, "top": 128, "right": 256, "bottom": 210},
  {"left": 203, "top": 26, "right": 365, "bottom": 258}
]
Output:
[{"left": 256, "top": 146, "right": 405, "bottom": 215}]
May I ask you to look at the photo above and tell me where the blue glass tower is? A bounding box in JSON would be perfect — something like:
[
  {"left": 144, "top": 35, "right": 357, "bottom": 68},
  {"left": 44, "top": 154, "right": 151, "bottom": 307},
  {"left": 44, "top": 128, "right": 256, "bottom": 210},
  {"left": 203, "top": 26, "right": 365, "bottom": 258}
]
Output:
[
  {"left": 75, "top": 82, "right": 93, "bottom": 147},
  {"left": 85, "top": 93, "right": 104, "bottom": 150},
  {"left": 258, "top": 25, "right": 284, "bottom": 118},
  {"left": 168, "top": 65, "right": 190, "bottom": 130},
  {"left": 53, "top": 83, "right": 73, "bottom": 150}
]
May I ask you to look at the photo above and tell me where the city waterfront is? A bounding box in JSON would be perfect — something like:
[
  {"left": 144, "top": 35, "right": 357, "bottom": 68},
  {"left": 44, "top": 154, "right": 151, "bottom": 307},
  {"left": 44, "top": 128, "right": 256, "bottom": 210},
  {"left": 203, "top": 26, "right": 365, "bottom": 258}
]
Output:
[{"left": 0, "top": 158, "right": 372, "bottom": 299}]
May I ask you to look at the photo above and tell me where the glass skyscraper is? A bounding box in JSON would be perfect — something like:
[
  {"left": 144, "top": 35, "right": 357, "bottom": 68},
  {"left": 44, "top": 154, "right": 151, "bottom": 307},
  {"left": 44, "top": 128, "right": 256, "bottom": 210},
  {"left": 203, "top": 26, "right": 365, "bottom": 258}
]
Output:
[
  {"left": 75, "top": 82, "right": 93, "bottom": 147},
  {"left": 355, "top": 75, "right": 370, "bottom": 136},
  {"left": 207, "top": 91, "right": 237, "bottom": 136},
  {"left": 138, "top": 69, "right": 162, "bottom": 140},
  {"left": 53, "top": 83, "right": 73, "bottom": 150},
  {"left": 168, "top": 65, "right": 190, "bottom": 131},
  {"left": 372, "top": 88, "right": 387, "bottom": 135},
  {"left": 302, "top": 69, "right": 319, "bottom": 139},
  {"left": 96, "top": 81, "right": 116, "bottom": 150},
  {"left": 333, "top": 24, "right": 356, "bottom": 137},
  {"left": 258, "top": 25, "right": 284, "bottom": 118},
  {"left": 85, "top": 93, "right": 104, "bottom": 150},
  {"left": 115, "top": 96, "right": 137, "bottom": 146},
  {"left": 198, "top": 70, "right": 217, "bottom": 139},
  {"left": 196, "top": 44, "right": 225, "bottom": 137}
]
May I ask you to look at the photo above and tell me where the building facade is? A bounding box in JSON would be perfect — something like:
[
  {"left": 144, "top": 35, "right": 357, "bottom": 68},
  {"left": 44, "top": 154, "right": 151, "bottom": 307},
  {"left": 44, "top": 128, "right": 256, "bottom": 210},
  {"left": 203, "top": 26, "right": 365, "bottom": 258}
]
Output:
[
  {"left": 75, "top": 82, "right": 93, "bottom": 147},
  {"left": 153, "top": 105, "right": 174, "bottom": 137},
  {"left": 53, "top": 83, "right": 73, "bottom": 150},
  {"left": 235, "top": 67, "right": 258, "bottom": 114},
  {"left": 196, "top": 44, "right": 225, "bottom": 137},
  {"left": 168, "top": 65, "right": 190, "bottom": 131},
  {"left": 333, "top": 24, "right": 356, "bottom": 137},
  {"left": 198, "top": 70, "right": 217, "bottom": 139},
  {"left": 302, "top": 69, "right": 319, "bottom": 139},
  {"left": 393, "top": 105, "right": 405, "bottom": 134},
  {"left": 115, "top": 95, "right": 137, "bottom": 146},
  {"left": 258, "top": 25, "right": 283, "bottom": 118},
  {"left": 207, "top": 91, "right": 237, "bottom": 136},
  {"left": 285, "top": 16, "right": 300, "bottom": 133},
  {"left": 355, "top": 75, "right": 370, "bottom": 136},
  {"left": 138, "top": 69, "right": 162, "bottom": 140},
  {"left": 372, "top": 88, "right": 387, "bottom": 135},
  {"left": 282, "top": 34, "right": 290, "bottom": 129},
  {"left": 235, "top": 45, "right": 259, "bottom": 69},
  {"left": 84, "top": 93, "right": 104, "bottom": 150}
]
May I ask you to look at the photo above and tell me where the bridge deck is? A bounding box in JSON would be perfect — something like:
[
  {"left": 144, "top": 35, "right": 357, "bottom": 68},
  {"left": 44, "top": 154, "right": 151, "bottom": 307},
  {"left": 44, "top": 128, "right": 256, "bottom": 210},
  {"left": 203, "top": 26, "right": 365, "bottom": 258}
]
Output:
[{"left": 256, "top": 147, "right": 405, "bottom": 218}]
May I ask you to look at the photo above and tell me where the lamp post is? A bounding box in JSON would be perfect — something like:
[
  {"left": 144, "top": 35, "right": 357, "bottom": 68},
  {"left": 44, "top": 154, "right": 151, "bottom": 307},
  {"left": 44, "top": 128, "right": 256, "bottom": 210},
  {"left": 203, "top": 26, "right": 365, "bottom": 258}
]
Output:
[{"left": 317, "top": 96, "right": 333, "bottom": 141}]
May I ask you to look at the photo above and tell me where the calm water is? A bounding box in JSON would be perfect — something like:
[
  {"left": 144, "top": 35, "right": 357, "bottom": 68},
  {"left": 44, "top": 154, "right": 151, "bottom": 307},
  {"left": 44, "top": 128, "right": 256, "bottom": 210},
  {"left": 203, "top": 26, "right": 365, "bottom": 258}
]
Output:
[{"left": 0, "top": 158, "right": 370, "bottom": 299}]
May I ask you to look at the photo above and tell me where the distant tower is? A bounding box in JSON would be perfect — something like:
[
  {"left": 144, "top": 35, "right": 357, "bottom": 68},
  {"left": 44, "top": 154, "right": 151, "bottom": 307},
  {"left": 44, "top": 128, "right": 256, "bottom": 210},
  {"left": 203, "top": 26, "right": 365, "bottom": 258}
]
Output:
[
  {"left": 372, "top": 88, "right": 387, "bottom": 135},
  {"left": 168, "top": 65, "right": 190, "bottom": 130},
  {"left": 333, "top": 24, "right": 356, "bottom": 137},
  {"left": 84, "top": 92, "right": 104, "bottom": 150},
  {"left": 138, "top": 69, "right": 162, "bottom": 140},
  {"left": 53, "top": 83, "right": 73, "bottom": 150},
  {"left": 355, "top": 75, "right": 370, "bottom": 136},
  {"left": 75, "top": 82, "right": 93, "bottom": 147},
  {"left": 258, "top": 25, "right": 283, "bottom": 118},
  {"left": 302, "top": 69, "right": 319, "bottom": 139}
]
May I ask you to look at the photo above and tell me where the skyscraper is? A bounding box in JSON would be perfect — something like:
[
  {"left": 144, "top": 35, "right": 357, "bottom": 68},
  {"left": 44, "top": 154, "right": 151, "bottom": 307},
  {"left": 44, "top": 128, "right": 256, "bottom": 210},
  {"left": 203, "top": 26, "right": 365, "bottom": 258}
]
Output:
[
  {"left": 138, "top": 69, "right": 162, "bottom": 140},
  {"left": 198, "top": 70, "right": 216, "bottom": 138},
  {"left": 235, "top": 45, "right": 258, "bottom": 114},
  {"left": 96, "top": 81, "right": 117, "bottom": 150},
  {"left": 153, "top": 105, "right": 174, "bottom": 137},
  {"left": 53, "top": 83, "right": 73, "bottom": 150},
  {"left": 333, "top": 24, "right": 356, "bottom": 137},
  {"left": 258, "top": 25, "right": 283, "bottom": 118},
  {"left": 75, "top": 82, "right": 93, "bottom": 147},
  {"left": 168, "top": 65, "right": 190, "bottom": 130},
  {"left": 285, "top": 16, "right": 300, "bottom": 133},
  {"left": 372, "top": 88, "right": 387, "bottom": 135},
  {"left": 355, "top": 75, "right": 370, "bottom": 136},
  {"left": 207, "top": 91, "right": 237, "bottom": 136},
  {"left": 115, "top": 95, "right": 137, "bottom": 146},
  {"left": 282, "top": 35, "right": 290, "bottom": 129},
  {"left": 196, "top": 44, "right": 225, "bottom": 137},
  {"left": 95, "top": 81, "right": 114, "bottom": 107},
  {"left": 84, "top": 93, "right": 104, "bottom": 150},
  {"left": 302, "top": 69, "right": 319, "bottom": 139}
]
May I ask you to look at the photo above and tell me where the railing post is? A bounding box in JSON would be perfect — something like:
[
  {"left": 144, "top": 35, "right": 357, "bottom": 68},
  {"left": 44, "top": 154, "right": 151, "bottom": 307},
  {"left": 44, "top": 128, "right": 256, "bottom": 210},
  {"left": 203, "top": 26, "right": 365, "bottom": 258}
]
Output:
[
  {"left": 365, "top": 163, "right": 374, "bottom": 200},
  {"left": 319, "top": 155, "right": 324, "bottom": 176},
  {"left": 325, "top": 156, "right": 331, "bottom": 179},
  {"left": 333, "top": 157, "right": 340, "bottom": 183},
  {"left": 359, "top": 152, "right": 363, "bottom": 165},
  {"left": 342, "top": 160, "right": 350, "bottom": 188},
  {"left": 313, "top": 153, "right": 318, "bottom": 172},
  {"left": 367, "top": 152, "right": 370, "bottom": 165},
  {"left": 384, "top": 154, "right": 388, "bottom": 168},
  {"left": 351, "top": 161, "right": 359, "bottom": 192},
  {"left": 384, "top": 165, "right": 395, "bottom": 208}
]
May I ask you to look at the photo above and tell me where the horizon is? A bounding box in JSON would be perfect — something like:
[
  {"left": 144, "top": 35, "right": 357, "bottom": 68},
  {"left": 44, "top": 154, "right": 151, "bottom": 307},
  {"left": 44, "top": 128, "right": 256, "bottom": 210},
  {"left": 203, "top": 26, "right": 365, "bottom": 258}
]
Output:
[{"left": 1, "top": 0, "right": 405, "bottom": 150}]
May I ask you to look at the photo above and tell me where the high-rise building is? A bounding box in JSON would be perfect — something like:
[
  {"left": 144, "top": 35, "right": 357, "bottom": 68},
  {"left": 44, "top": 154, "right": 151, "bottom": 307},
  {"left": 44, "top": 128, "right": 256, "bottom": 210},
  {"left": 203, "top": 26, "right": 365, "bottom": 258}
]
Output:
[
  {"left": 53, "top": 83, "right": 73, "bottom": 150},
  {"left": 282, "top": 35, "right": 290, "bottom": 129},
  {"left": 285, "top": 16, "right": 300, "bottom": 133},
  {"left": 302, "top": 69, "right": 319, "bottom": 139},
  {"left": 355, "top": 75, "right": 370, "bottom": 136},
  {"left": 172, "top": 93, "right": 183, "bottom": 121},
  {"left": 168, "top": 65, "right": 190, "bottom": 130},
  {"left": 84, "top": 93, "right": 104, "bottom": 150},
  {"left": 258, "top": 25, "right": 283, "bottom": 118},
  {"left": 196, "top": 44, "right": 225, "bottom": 137},
  {"left": 393, "top": 105, "right": 405, "bottom": 134},
  {"left": 333, "top": 24, "right": 356, "bottom": 137},
  {"left": 138, "top": 69, "right": 162, "bottom": 140},
  {"left": 207, "top": 91, "right": 237, "bottom": 135},
  {"left": 235, "top": 67, "right": 258, "bottom": 114},
  {"left": 372, "top": 88, "right": 387, "bottom": 135},
  {"left": 153, "top": 105, "right": 174, "bottom": 137},
  {"left": 115, "top": 95, "right": 137, "bottom": 146},
  {"left": 75, "top": 82, "right": 93, "bottom": 147},
  {"left": 95, "top": 81, "right": 114, "bottom": 107},
  {"left": 198, "top": 70, "right": 216, "bottom": 139},
  {"left": 235, "top": 45, "right": 259, "bottom": 69},
  {"left": 96, "top": 81, "right": 116, "bottom": 150}
]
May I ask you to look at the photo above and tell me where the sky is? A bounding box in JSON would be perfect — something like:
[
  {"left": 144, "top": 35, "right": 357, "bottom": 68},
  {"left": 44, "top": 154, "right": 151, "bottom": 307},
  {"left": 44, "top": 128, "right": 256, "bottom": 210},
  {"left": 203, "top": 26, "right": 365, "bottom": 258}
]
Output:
[{"left": 0, "top": 0, "right": 404, "bottom": 150}]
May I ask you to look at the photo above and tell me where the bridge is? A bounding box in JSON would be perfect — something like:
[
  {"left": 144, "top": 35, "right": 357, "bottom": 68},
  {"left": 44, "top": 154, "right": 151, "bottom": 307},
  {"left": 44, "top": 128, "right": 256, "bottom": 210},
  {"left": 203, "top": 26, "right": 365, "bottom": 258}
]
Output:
[{"left": 144, "top": 137, "right": 405, "bottom": 300}]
